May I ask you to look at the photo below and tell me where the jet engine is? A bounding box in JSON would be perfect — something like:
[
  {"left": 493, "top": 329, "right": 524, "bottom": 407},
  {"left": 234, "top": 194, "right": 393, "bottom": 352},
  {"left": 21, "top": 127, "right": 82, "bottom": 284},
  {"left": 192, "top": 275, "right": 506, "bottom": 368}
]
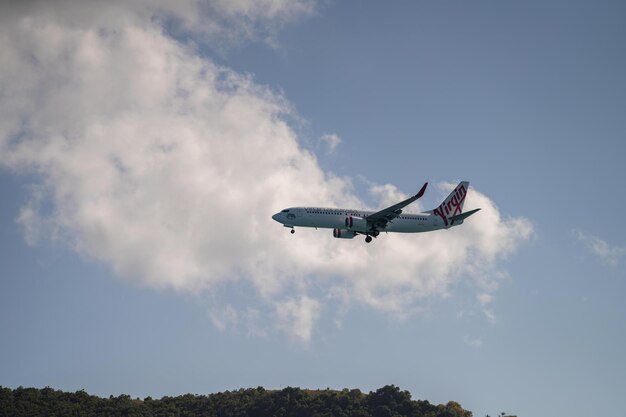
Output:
[
  {"left": 333, "top": 228, "right": 356, "bottom": 239},
  {"left": 344, "top": 216, "right": 367, "bottom": 232}
]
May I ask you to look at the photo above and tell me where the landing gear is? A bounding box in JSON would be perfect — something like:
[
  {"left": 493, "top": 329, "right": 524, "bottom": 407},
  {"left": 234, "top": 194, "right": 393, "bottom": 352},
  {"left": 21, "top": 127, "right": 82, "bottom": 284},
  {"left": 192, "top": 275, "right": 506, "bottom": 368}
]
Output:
[
  {"left": 291, "top": 229, "right": 295, "bottom": 234},
  {"left": 365, "top": 235, "right": 372, "bottom": 243}
]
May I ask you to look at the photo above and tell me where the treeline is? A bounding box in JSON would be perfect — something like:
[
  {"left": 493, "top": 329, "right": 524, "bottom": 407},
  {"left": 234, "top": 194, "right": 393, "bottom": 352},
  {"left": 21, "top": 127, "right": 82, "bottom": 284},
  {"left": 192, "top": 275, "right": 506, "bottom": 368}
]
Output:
[{"left": 0, "top": 384, "right": 473, "bottom": 417}]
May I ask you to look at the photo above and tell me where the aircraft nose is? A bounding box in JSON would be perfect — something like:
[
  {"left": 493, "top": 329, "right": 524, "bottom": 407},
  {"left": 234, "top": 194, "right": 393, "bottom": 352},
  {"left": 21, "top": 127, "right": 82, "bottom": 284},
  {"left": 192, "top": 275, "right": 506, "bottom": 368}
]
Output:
[{"left": 272, "top": 213, "right": 280, "bottom": 222}]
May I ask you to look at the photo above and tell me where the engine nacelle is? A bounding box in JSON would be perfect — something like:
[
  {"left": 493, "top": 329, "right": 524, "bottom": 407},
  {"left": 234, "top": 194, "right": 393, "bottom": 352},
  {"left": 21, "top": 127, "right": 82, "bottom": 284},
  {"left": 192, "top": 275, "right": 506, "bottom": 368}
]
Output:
[
  {"left": 344, "top": 216, "right": 368, "bottom": 233},
  {"left": 333, "top": 228, "right": 356, "bottom": 239}
]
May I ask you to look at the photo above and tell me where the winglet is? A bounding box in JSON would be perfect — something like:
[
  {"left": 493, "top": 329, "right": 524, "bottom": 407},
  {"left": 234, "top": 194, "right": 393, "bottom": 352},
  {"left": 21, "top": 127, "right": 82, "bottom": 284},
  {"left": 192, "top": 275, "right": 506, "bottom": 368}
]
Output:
[{"left": 415, "top": 182, "right": 428, "bottom": 199}]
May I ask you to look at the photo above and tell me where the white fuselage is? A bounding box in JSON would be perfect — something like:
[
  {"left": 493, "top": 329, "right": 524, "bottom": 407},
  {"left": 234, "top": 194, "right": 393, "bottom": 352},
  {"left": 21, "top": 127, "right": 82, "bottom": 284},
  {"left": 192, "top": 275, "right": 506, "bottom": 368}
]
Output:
[
  {"left": 272, "top": 182, "right": 478, "bottom": 242},
  {"left": 272, "top": 207, "right": 447, "bottom": 233}
]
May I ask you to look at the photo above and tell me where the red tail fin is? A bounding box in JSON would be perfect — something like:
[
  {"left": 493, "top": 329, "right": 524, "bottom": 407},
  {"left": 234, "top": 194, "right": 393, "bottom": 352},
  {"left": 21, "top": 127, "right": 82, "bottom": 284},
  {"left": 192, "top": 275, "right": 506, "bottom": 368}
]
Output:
[{"left": 431, "top": 182, "right": 469, "bottom": 227}]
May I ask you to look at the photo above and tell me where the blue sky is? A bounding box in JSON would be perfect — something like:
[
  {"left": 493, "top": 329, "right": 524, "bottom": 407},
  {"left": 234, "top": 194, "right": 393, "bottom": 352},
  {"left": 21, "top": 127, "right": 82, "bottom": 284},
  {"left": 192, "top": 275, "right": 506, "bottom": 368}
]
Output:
[{"left": 1, "top": 1, "right": 625, "bottom": 416}]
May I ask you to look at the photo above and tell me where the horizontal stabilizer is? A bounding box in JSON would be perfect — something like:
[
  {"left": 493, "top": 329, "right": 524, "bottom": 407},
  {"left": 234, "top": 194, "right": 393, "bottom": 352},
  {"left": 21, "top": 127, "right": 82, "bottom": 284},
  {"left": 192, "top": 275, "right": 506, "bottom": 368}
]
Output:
[{"left": 449, "top": 208, "right": 481, "bottom": 224}]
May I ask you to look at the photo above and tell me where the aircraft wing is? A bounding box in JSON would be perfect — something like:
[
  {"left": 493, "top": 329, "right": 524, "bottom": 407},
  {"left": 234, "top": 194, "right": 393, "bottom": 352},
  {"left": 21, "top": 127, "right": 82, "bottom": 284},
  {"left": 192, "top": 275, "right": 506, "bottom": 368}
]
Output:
[{"left": 366, "top": 182, "right": 428, "bottom": 230}]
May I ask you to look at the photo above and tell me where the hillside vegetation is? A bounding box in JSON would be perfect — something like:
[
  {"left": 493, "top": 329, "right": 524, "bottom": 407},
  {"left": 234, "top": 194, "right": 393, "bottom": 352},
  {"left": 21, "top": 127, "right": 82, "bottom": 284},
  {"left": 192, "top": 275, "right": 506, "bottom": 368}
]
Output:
[{"left": 0, "top": 384, "right": 474, "bottom": 417}]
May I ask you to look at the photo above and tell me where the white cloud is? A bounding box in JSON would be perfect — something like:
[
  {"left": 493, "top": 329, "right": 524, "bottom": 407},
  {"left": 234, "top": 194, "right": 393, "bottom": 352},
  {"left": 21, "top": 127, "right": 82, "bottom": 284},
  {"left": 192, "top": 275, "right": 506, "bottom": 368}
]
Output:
[
  {"left": 482, "top": 308, "right": 497, "bottom": 325},
  {"left": 0, "top": 0, "right": 315, "bottom": 47},
  {"left": 477, "top": 293, "right": 493, "bottom": 306},
  {"left": 211, "top": 0, "right": 316, "bottom": 20},
  {"left": 275, "top": 296, "right": 320, "bottom": 343},
  {"left": 0, "top": 2, "right": 533, "bottom": 342},
  {"left": 209, "top": 305, "right": 240, "bottom": 332},
  {"left": 574, "top": 230, "right": 626, "bottom": 266},
  {"left": 319, "top": 133, "right": 342, "bottom": 153},
  {"left": 462, "top": 335, "right": 483, "bottom": 349},
  {"left": 209, "top": 305, "right": 266, "bottom": 337},
  {"left": 198, "top": 0, "right": 318, "bottom": 49}
]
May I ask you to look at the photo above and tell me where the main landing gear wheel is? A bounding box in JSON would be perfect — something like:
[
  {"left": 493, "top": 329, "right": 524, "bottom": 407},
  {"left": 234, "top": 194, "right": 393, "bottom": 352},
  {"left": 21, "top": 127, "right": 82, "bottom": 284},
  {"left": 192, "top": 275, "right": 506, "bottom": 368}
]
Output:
[{"left": 365, "top": 235, "right": 372, "bottom": 243}]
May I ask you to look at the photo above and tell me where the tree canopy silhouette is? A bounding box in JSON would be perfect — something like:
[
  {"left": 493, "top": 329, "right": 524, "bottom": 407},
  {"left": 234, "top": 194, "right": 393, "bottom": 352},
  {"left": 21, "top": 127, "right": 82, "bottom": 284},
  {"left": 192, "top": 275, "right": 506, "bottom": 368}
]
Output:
[{"left": 0, "top": 385, "right": 474, "bottom": 417}]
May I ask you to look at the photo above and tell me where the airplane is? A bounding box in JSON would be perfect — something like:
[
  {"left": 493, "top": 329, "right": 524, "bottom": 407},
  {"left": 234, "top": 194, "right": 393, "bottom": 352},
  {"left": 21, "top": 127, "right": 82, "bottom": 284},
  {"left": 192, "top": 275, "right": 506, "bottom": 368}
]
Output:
[{"left": 271, "top": 181, "right": 480, "bottom": 243}]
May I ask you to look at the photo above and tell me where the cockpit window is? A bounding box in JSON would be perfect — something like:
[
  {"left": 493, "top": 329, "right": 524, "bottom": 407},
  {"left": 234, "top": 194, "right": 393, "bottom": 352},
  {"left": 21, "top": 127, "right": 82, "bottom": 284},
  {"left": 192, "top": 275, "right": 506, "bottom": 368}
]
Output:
[{"left": 281, "top": 209, "right": 290, "bottom": 213}]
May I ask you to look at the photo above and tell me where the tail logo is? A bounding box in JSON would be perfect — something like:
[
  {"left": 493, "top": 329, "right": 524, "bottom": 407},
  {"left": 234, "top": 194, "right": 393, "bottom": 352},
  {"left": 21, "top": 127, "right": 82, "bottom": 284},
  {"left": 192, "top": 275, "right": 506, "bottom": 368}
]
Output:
[{"left": 433, "top": 184, "right": 467, "bottom": 226}]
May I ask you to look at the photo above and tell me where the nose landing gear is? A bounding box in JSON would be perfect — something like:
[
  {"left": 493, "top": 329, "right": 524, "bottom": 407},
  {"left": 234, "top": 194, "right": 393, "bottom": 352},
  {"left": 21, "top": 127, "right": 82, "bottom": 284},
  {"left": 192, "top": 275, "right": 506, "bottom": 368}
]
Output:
[{"left": 291, "top": 229, "right": 295, "bottom": 234}]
